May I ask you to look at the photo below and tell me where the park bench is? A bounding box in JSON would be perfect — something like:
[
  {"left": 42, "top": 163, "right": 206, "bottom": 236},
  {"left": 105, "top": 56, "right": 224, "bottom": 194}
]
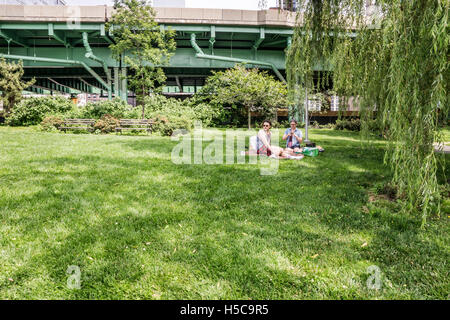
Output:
[
  {"left": 59, "top": 119, "right": 96, "bottom": 132},
  {"left": 115, "top": 119, "right": 154, "bottom": 134}
]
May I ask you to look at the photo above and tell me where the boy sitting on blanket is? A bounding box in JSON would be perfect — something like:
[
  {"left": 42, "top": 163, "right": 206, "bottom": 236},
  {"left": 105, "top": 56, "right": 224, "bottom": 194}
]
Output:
[
  {"left": 282, "top": 119, "right": 325, "bottom": 153},
  {"left": 282, "top": 119, "right": 303, "bottom": 153}
]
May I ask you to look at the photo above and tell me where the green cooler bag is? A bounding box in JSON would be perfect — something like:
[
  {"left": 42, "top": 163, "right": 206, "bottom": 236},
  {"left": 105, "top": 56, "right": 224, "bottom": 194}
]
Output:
[{"left": 302, "top": 147, "right": 319, "bottom": 157}]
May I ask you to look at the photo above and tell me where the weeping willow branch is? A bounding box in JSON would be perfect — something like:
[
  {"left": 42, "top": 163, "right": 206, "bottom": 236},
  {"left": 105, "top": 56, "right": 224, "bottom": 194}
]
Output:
[{"left": 286, "top": 0, "right": 449, "bottom": 225}]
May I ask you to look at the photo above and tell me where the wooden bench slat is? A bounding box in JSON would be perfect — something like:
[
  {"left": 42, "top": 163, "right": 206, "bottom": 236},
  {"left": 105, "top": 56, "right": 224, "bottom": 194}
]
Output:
[
  {"left": 58, "top": 118, "right": 96, "bottom": 132},
  {"left": 60, "top": 127, "right": 94, "bottom": 130},
  {"left": 64, "top": 121, "right": 95, "bottom": 124},
  {"left": 119, "top": 123, "right": 152, "bottom": 125},
  {"left": 115, "top": 119, "right": 153, "bottom": 134},
  {"left": 116, "top": 127, "right": 150, "bottom": 130},
  {"left": 58, "top": 118, "right": 154, "bottom": 134}
]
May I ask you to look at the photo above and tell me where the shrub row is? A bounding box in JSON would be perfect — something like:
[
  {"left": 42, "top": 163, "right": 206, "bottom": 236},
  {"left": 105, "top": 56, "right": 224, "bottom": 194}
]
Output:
[
  {"left": 5, "top": 96, "right": 74, "bottom": 126},
  {"left": 5, "top": 95, "right": 385, "bottom": 135},
  {"left": 334, "top": 118, "right": 361, "bottom": 131},
  {"left": 6, "top": 95, "right": 218, "bottom": 136},
  {"left": 334, "top": 118, "right": 382, "bottom": 133},
  {"left": 41, "top": 114, "right": 121, "bottom": 134}
]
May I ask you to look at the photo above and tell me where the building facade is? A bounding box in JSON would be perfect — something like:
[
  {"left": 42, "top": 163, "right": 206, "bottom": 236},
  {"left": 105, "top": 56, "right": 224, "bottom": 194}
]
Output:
[{"left": 0, "top": 0, "right": 65, "bottom": 4}]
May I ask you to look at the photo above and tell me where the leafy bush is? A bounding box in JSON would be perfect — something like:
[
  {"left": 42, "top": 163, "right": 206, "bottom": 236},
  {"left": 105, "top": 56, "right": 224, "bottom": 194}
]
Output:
[
  {"left": 81, "top": 98, "right": 130, "bottom": 119},
  {"left": 149, "top": 113, "right": 191, "bottom": 136},
  {"left": 192, "top": 65, "right": 287, "bottom": 128},
  {"left": 144, "top": 94, "right": 228, "bottom": 129},
  {"left": 93, "top": 114, "right": 119, "bottom": 133},
  {"left": 143, "top": 95, "right": 209, "bottom": 136},
  {"left": 62, "top": 107, "right": 84, "bottom": 119},
  {"left": 40, "top": 115, "right": 64, "bottom": 132},
  {"left": 334, "top": 118, "right": 386, "bottom": 134},
  {"left": 366, "top": 119, "right": 384, "bottom": 134},
  {"left": 190, "top": 103, "right": 221, "bottom": 127},
  {"left": 123, "top": 107, "right": 141, "bottom": 119},
  {"left": 320, "top": 123, "right": 335, "bottom": 129},
  {"left": 312, "top": 120, "right": 320, "bottom": 129},
  {"left": 278, "top": 120, "right": 290, "bottom": 128},
  {"left": 144, "top": 95, "right": 196, "bottom": 118},
  {"left": 334, "top": 118, "right": 361, "bottom": 131},
  {"left": 334, "top": 119, "right": 347, "bottom": 130},
  {"left": 187, "top": 94, "right": 227, "bottom": 126},
  {"left": 5, "top": 93, "right": 222, "bottom": 135},
  {"left": 6, "top": 96, "right": 74, "bottom": 126},
  {"left": 69, "top": 98, "right": 141, "bottom": 121},
  {"left": 143, "top": 94, "right": 174, "bottom": 113}
]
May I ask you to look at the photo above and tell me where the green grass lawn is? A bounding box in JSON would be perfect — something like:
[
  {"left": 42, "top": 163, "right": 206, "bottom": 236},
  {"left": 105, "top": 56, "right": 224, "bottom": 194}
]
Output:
[{"left": 0, "top": 126, "right": 448, "bottom": 299}]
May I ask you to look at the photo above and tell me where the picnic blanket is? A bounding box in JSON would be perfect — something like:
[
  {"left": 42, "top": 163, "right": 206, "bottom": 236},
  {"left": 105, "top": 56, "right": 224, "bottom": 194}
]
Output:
[
  {"left": 248, "top": 136, "right": 324, "bottom": 159},
  {"left": 269, "top": 154, "right": 304, "bottom": 160}
]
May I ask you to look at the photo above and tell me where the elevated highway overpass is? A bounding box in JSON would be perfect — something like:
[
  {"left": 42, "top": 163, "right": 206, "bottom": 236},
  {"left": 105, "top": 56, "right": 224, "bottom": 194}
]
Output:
[{"left": 0, "top": 5, "right": 300, "bottom": 100}]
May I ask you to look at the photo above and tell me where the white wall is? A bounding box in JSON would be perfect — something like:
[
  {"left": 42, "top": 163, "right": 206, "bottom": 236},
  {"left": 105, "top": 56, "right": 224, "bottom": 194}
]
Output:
[
  {"left": 0, "top": 0, "right": 65, "bottom": 4},
  {"left": 185, "top": 0, "right": 278, "bottom": 10},
  {"left": 64, "top": 0, "right": 278, "bottom": 10},
  {"left": 153, "top": 0, "right": 186, "bottom": 7}
]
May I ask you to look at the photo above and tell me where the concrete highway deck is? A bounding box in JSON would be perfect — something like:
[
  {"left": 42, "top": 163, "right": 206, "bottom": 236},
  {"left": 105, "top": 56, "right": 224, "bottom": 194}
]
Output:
[{"left": 0, "top": 5, "right": 296, "bottom": 27}]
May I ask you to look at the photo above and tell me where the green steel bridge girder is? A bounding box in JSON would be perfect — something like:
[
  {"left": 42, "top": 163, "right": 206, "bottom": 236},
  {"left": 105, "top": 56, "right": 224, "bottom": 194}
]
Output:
[
  {"left": 28, "top": 77, "right": 112, "bottom": 95},
  {"left": 30, "top": 78, "right": 74, "bottom": 94},
  {"left": 0, "top": 22, "right": 334, "bottom": 100},
  {"left": 190, "top": 33, "right": 286, "bottom": 82},
  {"left": 82, "top": 32, "right": 112, "bottom": 99},
  {"left": 0, "top": 46, "right": 290, "bottom": 71},
  {"left": 0, "top": 53, "right": 111, "bottom": 92},
  {"left": 48, "top": 23, "right": 72, "bottom": 48},
  {"left": 252, "top": 27, "right": 265, "bottom": 51},
  {"left": 0, "top": 29, "right": 28, "bottom": 48},
  {"left": 0, "top": 22, "right": 294, "bottom": 67}
]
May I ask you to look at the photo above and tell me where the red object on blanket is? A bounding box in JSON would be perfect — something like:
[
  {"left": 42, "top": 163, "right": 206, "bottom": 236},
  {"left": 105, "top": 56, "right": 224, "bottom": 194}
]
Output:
[{"left": 257, "top": 145, "right": 271, "bottom": 156}]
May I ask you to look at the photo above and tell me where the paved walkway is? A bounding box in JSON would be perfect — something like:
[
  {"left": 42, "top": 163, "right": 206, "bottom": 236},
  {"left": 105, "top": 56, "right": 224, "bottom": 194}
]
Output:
[{"left": 434, "top": 142, "right": 450, "bottom": 154}]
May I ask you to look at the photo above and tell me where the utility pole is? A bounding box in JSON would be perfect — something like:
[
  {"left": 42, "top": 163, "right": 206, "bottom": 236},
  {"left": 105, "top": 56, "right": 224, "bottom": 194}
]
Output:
[{"left": 304, "top": 86, "right": 310, "bottom": 144}]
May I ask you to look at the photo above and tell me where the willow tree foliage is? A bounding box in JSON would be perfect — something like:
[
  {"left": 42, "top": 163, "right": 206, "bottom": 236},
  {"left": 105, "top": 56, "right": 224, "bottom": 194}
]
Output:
[
  {"left": 286, "top": 0, "right": 449, "bottom": 223},
  {"left": 107, "top": 0, "right": 176, "bottom": 117},
  {"left": 0, "top": 58, "right": 35, "bottom": 115}
]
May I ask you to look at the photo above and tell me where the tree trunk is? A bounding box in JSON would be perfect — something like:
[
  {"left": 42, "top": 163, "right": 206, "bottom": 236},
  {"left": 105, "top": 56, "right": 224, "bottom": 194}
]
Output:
[
  {"left": 248, "top": 106, "right": 252, "bottom": 130},
  {"left": 5, "top": 95, "right": 15, "bottom": 114}
]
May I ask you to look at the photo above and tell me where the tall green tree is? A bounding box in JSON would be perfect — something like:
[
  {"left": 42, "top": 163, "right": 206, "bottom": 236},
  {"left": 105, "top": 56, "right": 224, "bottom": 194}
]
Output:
[
  {"left": 286, "top": 0, "right": 449, "bottom": 224},
  {"left": 0, "top": 58, "right": 35, "bottom": 115},
  {"left": 198, "top": 64, "right": 287, "bottom": 129},
  {"left": 107, "top": 0, "right": 176, "bottom": 118}
]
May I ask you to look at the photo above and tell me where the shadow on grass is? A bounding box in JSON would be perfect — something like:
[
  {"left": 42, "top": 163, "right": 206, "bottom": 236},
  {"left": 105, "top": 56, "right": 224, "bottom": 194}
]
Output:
[{"left": 1, "top": 128, "right": 448, "bottom": 299}]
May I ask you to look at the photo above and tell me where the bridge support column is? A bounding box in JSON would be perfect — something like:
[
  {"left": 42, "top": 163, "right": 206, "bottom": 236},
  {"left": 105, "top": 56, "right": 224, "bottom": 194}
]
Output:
[
  {"left": 107, "top": 69, "right": 112, "bottom": 99},
  {"left": 113, "top": 67, "right": 120, "bottom": 99},
  {"left": 121, "top": 67, "right": 127, "bottom": 101}
]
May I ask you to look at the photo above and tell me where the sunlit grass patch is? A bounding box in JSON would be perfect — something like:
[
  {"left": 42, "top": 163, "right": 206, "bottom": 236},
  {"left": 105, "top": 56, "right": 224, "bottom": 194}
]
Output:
[{"left": 0, "top": 126, "right": 448, "bottom": 299}]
